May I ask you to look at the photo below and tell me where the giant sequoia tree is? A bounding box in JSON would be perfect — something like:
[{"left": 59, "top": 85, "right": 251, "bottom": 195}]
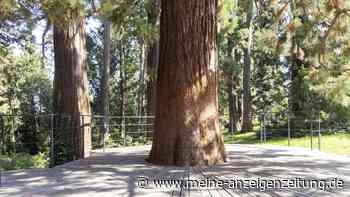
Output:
[
  {"left": 149, "top": 0, "right": 226, "bottom": 166},
  {"left": 50, "top": 6, "right": 91, "bottom": 161}
]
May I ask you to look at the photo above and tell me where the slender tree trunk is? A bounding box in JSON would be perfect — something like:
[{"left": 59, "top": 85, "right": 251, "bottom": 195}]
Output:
[
  {"left": 288, "top": 0, "right": 305, "bottom": 120},
  {"left": 290, "top": 45, "right": 305, "bottom": 119},
  {"left": 149, "top": 0, "right": 226, "bottom": 166},
  {"left": 29, "top": 95, "right": 39, "bottom": 155},
  {"left": 137, "top": 41, "right": 145, "bottom": 117},
  {"left": 7, "top": 92, "right": 16, "bottom": 152},
  {"left": 227, "top": 78, "right": 235, "bottom": 133},
  {"left": 138, "top": 41, "right": 146, "bottom": 132},
  {"left": 241, "top": 0, "right": 254, "bottom": 132},
  {"left": 100, "top": 21, "right": 111, "bottom": 146},
  {"left": 146, "top": 0, "right": 160, "bottom": 116},
  {"left": 225, "top": 35, "right": 239, "bottom": 134},
  {"left": 119, "top": 44, "right": 123, "bottom": 117},
  {"left": 227, "top": 75, "right": 240, "bottom": 133},
  {"left": 118, "top": 43, "right": 128, "bottom": 141},
  {"left": 119, "top": 44, "right": 126, "bottom": 117},
  {"left": 53, "top": 11, "right": 91, "bottom": 162}
]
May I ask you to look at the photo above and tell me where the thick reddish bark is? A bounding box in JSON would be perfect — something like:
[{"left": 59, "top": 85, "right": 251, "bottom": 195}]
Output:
[
  {"left": 53, "top": 12, "right": 91, "bottom": 161},
  {"left": 149, "top": 0, "right": 226, "bottom": 166}
]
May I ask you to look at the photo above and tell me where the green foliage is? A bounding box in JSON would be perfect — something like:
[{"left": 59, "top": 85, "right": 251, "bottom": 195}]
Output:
[
  {"left": 0, "top": 41, "right": 52, "bottom": 115},
  {"left": 0, "top": 152, "right": 49, "bottom": 171},
  {"left": 219, "top": 0, "right": 238, "bottom": 35},
  {"left": 0, "top": 39, "right": 52, "bottom": 158},
  {"left": 0, "top": 0, "right": 16, "bottom": 20},
  {"left": 42, "top": 0, "right": 85, "bottom": 29}
]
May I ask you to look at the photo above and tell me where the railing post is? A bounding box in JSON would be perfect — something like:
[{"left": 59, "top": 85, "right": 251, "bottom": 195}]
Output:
[
  {"left": 310, "top": 119, "right": 313, "bottom": 150},
  {"left": 103, "top": 116, "right": 106, "bottom": 153},
  {"left": 81, "top": 115, "right": 85, "bottom": 158},
  {"left": 0, "top": 115, "right": 4, "bottom": 154},
  {"left": 11, "top": 115, "right": 15, "bottom": 153},
  {"left": 263, "top": 114, "right": 267, "bottom": 144},
  {"left": 103, "top": 114, "right": 109, "bottom": 152},
  {"left": 260, "top": 114, "right": 263, "bottom": 144},
  {"left": 0, "top": 166, "right": 2, "bottom": 187},
  {"left": 318, "top": 114, "right": 321, "bottom": 151},
  {"left": 287, "top": 112, "right": 291, "bottom": 147},
  {"left": 50, "top": 114, "right": 55, "bottom": 168},
  {"left": 122, "top": 116, "right": 126, "bottom": 146}
]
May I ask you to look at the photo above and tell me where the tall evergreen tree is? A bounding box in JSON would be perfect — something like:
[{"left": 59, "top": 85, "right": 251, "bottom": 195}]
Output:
[
  {"left": 149, "top": 0, "right": 226, "bottom": 166},
  {"left": 101, "top": 21, "right": 111, "bottom": 146},
  {"left": 44, "top": 1, "right": 92, "bottom": 162},
  {"left": 146, "top": 0, "right": 160, "bottom": 116},
  {"left": 241, "top": 0, "right": 254, "bottom": 132}
]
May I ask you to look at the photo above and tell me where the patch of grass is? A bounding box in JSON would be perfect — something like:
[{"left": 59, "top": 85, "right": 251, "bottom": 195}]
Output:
[
  {"left": 224, "top": 131, "right": 350, "bottom": 157},
  {"left": 224, "top": 132, "right": 259, "bottom": 144}
]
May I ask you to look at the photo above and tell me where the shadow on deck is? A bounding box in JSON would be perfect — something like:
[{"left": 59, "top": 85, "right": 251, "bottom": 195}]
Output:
[{"left": 1, "top": 145, "right": 350, "bottom": 197}]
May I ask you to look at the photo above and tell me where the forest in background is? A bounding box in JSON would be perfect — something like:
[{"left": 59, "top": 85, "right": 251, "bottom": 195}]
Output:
[{"left": 1, "top": 0, "right": 350, "bottom": 168}]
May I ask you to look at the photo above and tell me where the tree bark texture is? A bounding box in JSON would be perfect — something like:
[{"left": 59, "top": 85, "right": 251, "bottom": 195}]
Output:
[
  {"left": 101, "top": 21, "right": 111, "bottom": 146},
  {"left": 53, "top": 12, "right": 91, "bottom": 162},
  {"left": 241, "top": 0, "right": 254, "bottom": 132},
  {"left": 225, "top": 35, "right": 240, "bottom": 133},
  {"left": 226, "top": 75, "right": 240, "bottom": 133},
  {"left": 149, "top": 0, "right": 226, "bottom": 166}
]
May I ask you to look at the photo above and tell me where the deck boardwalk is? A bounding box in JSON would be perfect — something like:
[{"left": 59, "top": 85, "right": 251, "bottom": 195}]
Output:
[{"left": 1, "top": 145, "right": 350, "bottom": 197}]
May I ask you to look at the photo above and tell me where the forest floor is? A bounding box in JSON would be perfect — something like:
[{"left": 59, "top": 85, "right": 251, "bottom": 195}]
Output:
[
  {"left": 1, "top": 145, "right": 350, "bottom": 197},
  {"left": 224, "top": 131, "right": 350, "bottom": 156}
]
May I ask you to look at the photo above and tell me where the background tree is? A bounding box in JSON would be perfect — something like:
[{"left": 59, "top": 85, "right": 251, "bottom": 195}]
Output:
[
  {"left": 43, "top": 0, "right": 92, "bottom": 163},
  {"left": 100, "top": 20, "right": 111, "bottom": 147},
  {"left": 146, "top": 0, "right": 161, "bottom": 115},
  {"left": 241, "top": 0, "right": 254, "bottom": 132}
]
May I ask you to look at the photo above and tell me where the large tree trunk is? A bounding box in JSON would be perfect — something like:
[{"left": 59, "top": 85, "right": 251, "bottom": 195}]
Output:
[
  {"left": 146, "top": 0, "right": 160, "bottom": 116},
  {"left": 53, "top": 11, "right": 91, "bottom": 162},
  {"left": 241, "top": 0, "right": 254, "bottom": 132},
  {"left": 149, "top": 0, "right": 226, "bottom": 166}
]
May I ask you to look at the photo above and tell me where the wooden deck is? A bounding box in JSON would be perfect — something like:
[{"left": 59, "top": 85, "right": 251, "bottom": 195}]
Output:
[{"left": 1, "top": 145, "right": 350, "bottom": 197}]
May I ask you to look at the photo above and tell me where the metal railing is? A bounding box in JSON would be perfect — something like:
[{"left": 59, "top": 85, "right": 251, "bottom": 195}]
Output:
[
  {"left": 0, "top": 114, "right": 156, "bottom": 169},
  {"left": 258, "top": 111, "right": 350, "bottom": 152},
  {"left": 1, "top": 112, "right": 349, "bottom": 170}
]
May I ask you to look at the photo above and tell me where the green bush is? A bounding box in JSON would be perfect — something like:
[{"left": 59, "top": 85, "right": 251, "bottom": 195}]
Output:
[{"left": 0, "top": 152, "right": 49, "bottom": 171}]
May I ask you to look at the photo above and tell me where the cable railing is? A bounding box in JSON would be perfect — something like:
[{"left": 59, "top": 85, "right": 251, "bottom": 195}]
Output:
[
  {"left": 257, "top": 111, "right": 350, "bottom": 152},
  {"left": 0, "top": 114, "right": 156, "bottom": 169},
  {"left": 0, "top": 112, "right": 349, "bottom": 170}
]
